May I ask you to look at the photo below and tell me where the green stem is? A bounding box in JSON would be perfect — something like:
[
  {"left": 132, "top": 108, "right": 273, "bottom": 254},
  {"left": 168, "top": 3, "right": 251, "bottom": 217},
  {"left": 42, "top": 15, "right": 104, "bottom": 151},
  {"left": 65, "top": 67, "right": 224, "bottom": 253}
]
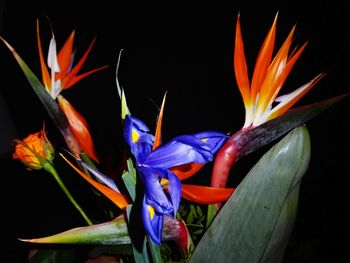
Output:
[{"left": 43, "top": 162, "right": 94, "bottom": 226}]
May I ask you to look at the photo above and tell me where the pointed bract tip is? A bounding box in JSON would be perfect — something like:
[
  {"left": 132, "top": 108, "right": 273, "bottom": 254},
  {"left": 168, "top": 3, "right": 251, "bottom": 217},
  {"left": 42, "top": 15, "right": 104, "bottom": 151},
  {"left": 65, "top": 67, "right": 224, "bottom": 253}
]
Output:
[
  {"left": 0, "top": 36, "right": 15, "bottom": 52},
  {"left": 274, "top": 11, "right": 279, "bottom": 20}
]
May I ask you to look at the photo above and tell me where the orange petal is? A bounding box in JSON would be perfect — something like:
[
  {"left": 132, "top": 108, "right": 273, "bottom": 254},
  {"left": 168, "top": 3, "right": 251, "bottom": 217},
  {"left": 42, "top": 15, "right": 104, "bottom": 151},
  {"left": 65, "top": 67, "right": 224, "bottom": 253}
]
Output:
[
  {"left": 153, "top": 91, "right": 167, "bottom": 150},
  {"left": 170, "top": 163, "right": 204, "bottom": 180},
  {"left": 250, "top": 13, "right": 277, "bottom": 101},
  {"left": 267, "top": 73, "right": 325, "bottom": 120},
  {"left": 181, "top": 184, "right": 235, "bottom": 204},
  {"left": 63, "top": 65, "right": 108, "bottom": 90},
  {"left": 255, "top": 26, "right": 295, "bottom": 118},
  {"left": 60, "top": 153, "right": 129, "bottom": 209},
  {"left": 57, "top": 95, "right": 99, "bottom": 163},
  {"left": 61, "top": 37, "right": 107, "bottom": 89},
  {"left": 56, "top": 30, "right": 75, "bottom": 79},
  {"left": 234, "top": 13, "right": 251, "bottom": 108},
  {"left": 36, "top": 20, "right": 51, "bottom": 91},
  {"left": 280, "top": 42, "right": 308, "bottom": 87}
]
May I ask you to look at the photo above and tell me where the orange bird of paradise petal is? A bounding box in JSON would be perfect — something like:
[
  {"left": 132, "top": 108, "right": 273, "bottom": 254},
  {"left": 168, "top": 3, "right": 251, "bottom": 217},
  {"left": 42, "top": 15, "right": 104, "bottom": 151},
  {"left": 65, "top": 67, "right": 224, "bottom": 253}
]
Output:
[
  {"left": 57, "top": 94, "right": 99, "bottom": 163},
  {"left": 175, "top": 184, "right": 234, "bottom": 204},
  {"left": 36, "top": 19, "right": 108, "bottom": 98},
  {"left": 234, "top": 12, "right": 324, "bottom": 128},
  {"left": 60, "top": 153, "right": 129, "bottom": 209}
]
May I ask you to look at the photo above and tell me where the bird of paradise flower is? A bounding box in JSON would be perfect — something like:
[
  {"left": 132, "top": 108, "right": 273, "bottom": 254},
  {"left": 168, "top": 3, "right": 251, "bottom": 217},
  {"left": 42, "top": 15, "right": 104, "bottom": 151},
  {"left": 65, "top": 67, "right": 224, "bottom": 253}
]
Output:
[
  {"left": 0, "top": 19, "right": 107, "bottom": 163},
  {"left": 211, "top": 13, "right": 328, "bottom": 191}
]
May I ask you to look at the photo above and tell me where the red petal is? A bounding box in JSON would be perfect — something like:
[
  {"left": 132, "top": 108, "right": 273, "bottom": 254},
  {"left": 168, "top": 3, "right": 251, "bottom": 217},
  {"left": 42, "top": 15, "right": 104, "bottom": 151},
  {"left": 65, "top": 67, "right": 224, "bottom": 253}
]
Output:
[
  {"left": 170, "top": 163, "right": 204, "bottom": 180},
  {"left": 181, "top": 184, "right": 235, "bottom": 204}
]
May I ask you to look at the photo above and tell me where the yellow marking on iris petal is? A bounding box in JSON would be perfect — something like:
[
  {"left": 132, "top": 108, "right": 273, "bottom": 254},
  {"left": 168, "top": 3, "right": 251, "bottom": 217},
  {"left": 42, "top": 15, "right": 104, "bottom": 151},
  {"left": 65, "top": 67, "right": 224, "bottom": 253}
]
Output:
[
  {"left": 148, "top": 205, "right": 155, "bottom": 220},
  {"left": 132, "top": 129, "right": 139, "bottom": 142},
  {"left": 201, "top": 138, "right": 208, "bottom": 142},
  {"left": 160, "top": 178, "right": 169, "bottom": 187}
]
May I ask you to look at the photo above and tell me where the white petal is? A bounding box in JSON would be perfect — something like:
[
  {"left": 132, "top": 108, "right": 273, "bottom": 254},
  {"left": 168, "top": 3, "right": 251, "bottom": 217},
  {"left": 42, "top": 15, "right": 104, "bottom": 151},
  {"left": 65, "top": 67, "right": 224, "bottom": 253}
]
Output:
[{"left": 47, "top": 36, "right": 60, "bottom": 72}]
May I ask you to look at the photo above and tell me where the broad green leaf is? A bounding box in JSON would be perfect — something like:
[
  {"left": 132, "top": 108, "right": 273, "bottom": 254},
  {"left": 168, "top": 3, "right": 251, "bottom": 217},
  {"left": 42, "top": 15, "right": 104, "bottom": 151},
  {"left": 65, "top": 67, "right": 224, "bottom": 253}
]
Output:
[
  {"left": 261, "top": 185, "right": 300, "bottom": 263},
  {"left": 190, "top": 126, "right": 311, "bottom": 263},
  {"left": 29, "top": 249, "right": 75, "bottom": 263}
]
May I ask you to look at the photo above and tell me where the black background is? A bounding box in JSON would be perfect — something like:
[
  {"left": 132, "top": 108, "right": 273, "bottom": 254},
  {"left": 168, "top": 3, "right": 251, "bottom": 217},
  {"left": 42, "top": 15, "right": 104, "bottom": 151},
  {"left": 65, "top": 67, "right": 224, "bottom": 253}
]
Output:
[{"left": 1, "top": 0, "right": 349, "bottom": 262}]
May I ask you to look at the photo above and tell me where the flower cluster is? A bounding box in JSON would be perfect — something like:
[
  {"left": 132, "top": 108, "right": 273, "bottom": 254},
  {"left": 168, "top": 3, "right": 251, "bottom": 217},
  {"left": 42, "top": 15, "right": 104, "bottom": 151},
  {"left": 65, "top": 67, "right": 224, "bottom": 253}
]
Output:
[{"left": 1, "top": 12, "right": 347, "bottom": 263}]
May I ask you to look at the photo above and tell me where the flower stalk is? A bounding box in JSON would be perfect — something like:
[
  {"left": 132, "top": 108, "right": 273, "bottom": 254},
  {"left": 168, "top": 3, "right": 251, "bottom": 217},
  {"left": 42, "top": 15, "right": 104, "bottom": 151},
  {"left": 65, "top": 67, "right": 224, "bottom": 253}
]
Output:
[{"left": 42, "top": 161, "right": 94, "bottom": 226}]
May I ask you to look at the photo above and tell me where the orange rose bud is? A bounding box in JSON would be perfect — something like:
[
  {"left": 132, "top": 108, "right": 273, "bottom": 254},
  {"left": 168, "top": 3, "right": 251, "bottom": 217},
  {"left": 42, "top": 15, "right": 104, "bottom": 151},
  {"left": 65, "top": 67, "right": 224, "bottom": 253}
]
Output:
[{"left": 13, "top": 128, "right": 55, "bottom": 170}]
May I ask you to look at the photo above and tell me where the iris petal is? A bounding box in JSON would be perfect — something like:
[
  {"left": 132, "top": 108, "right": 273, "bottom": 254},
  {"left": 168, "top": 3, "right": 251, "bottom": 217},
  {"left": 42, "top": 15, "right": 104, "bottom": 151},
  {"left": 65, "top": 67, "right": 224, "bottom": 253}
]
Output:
[
  {"left": 142, "top": 197, "right": 163, "bottom": 245},
  {"left": 143, "top": 135, "right": 213, "bottom": 168},
  {"left": 124, "top": 115, "right": 154, "bottom": 161},
  {"left": 161, "top": 169, "right": 182, "bottom": 216},
  {"left": 194, "top": 131, "right": 229, "bottom": 153},
  {"left": 138, "top": 167, "right": 173, "bottom": 214}
]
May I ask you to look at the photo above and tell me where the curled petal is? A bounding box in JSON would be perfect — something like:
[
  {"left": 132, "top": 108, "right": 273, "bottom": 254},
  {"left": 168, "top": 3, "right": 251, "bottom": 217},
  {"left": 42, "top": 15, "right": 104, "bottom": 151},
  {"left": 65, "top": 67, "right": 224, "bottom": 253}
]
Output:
[
  {"left": 142, "top": 197, "right": 163, "bottom": 245},
  {"left": 157, "top": 168, "right": 181, "bottom": 216},
  {"left": 194, "top": 131, "right": 229, "bottom": 154},
  {"left": 138, "top": 167, "right": 173, "bottom": 215},
  {"left": 143, "top": 135, "right": 213, "bottom": 169},
  {"left": 124, "top": 115, "right": 154, "bottom": 161}
]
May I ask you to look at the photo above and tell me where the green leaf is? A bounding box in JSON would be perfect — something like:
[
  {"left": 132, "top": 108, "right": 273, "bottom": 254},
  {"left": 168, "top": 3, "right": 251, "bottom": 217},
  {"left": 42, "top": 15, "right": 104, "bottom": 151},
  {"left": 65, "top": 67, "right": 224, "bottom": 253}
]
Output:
[
  {"left": 190, "top": 126, "right": 311, "bottom": 263},
  {"left": 147, "top": 236, "right": 163, "bottom": 263},
  {"left": 0, "top": 38, "right": 70, "bottom": 133},
  {"left": 122, "top": 158, "right": 137, "bottom": 201},
  {"left": 126, "top": 203, "right": 163, "bottom": 263},
  {"left": 205, "top": 204, "right": 217, "bottom": 228},
  {"left": 0, "top": 37, "right": 82, "bottom": 158},
  {"left": 20, "top": 215, "right": 132, "bottom": 246},
  {"left": 29, "top": 249, "right": 75, "bottom": 263},
  {"left": 126, "top": 205, "right": 150, "bottom": 263}
]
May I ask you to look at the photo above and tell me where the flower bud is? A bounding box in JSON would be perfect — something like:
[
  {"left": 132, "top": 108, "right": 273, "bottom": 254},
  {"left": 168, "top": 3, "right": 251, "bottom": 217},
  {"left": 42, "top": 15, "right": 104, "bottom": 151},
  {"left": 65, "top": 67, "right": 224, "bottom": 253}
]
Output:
[{"left": 13, "top": 127, "right": 55, "bottom": 170}]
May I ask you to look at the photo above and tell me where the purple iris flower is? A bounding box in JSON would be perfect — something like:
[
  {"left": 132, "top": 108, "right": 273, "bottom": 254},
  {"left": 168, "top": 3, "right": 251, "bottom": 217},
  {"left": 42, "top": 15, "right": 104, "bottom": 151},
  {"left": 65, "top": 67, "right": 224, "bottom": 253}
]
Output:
[{"left": 124, "top": 114, "right": 228, "bottom": 245}]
